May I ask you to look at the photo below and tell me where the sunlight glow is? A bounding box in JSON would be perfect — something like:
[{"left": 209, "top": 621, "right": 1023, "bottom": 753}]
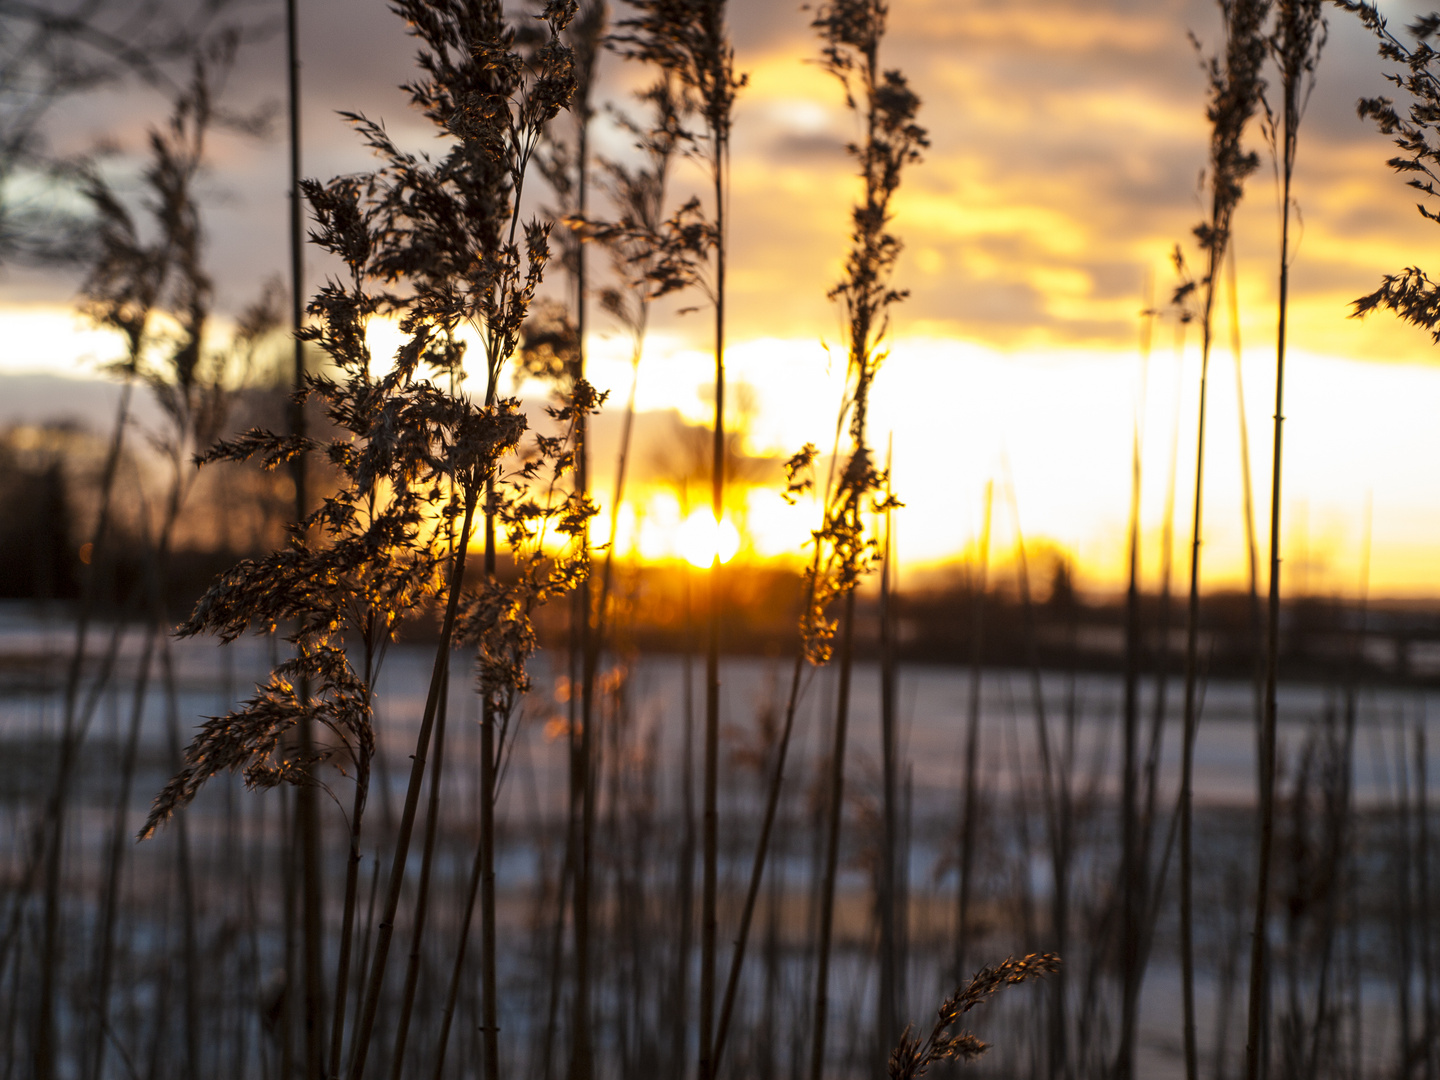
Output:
[
  {"left": 7, "top": 301, "right": 1440, "bottom": 596},
  {"left": 678, "top": 511, "right": 740, "bottom": 569}
]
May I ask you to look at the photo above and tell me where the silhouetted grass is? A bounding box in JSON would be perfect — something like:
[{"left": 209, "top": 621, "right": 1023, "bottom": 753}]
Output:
[{"left": 10, "top": 4, "right": 1440, "bottom": 1080}]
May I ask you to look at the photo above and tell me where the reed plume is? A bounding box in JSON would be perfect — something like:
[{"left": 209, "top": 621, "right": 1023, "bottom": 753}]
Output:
[
  {"left": 32, "top": 48, "right": 261, "bottom": 1080},
  {"left": 886, "top": 953, "right": 1060, "bottom": 1080},
  {"left": 1339, "top": 3, "right": 1440, "bottom": 342},
  {"left": 802, "top": 4, "right": 926, "bottom": 1079},
  {"left": 138, "top": 8, "right": 591, "bottom": 1080},
  {"left": 610, "top": 6, "right": 741, "bottom": 1075},
  {"left": 1177, "top": 4, "right": 1270, "bottom": 1077},
  {"left": 1246, "top": 5, "right": 1325, "bottom": 1079}
]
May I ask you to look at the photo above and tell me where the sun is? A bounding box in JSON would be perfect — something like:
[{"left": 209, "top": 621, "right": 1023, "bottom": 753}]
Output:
[{"left": 677, "top": 510, "right": 741, "bottom": 569}]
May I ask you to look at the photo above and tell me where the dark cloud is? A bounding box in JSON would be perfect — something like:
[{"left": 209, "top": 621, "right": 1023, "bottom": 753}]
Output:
[{"left": 768, "top": 131, "right": 850, "bottom": 162}]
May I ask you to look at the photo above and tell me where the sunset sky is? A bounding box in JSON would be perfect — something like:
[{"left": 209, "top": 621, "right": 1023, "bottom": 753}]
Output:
[{"left": 3, "top": 0, "right": 1439, "bottom": 596}]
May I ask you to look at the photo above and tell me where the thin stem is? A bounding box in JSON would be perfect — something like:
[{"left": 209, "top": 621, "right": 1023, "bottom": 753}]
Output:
[
  {"left": 389, "top": 659, "right": 449, "bottom": 1079},
  {"left": 955, "top": 480, "right": 992, "bottom": 986},
  {"left": 878, "top": 438, "right": 902, "bottom": 1062},
  {"left": 328, "top": 744, "right": 368, "bottom": 1079},
  {"left": 570, "top": 71, "right": 595, "bottom": 1080},
  {"left": 1180, "top": 245, "right": 1221, "bottom": 1080},
  {"left": 808, "top": 587, "right": 856, "bottom": 1080},
  {"left": 711, "top": 652, "right": 817, "bottom": 1073},
  {"left": 698, "top": 58, "right": 729, "bottom": 1080},
  {"left": 346, "top": 492, "right": 477, "bottom": 1080},
  {"left": 1118, "top": 283, "right": 1155, "bottom": 1080},
  {"left": 1246, "top": 74, "right": 1296, "bottom": 1080}
]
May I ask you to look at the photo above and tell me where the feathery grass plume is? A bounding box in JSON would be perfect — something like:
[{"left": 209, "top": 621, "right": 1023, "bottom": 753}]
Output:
[
  {"left": 799, "top": 0, "right": 926, "bottom": 667},
  {"left": 0, "top": 0, "right": 261, "bottom": 265},
  {"left": 354, "top": 6, "right": 584, "bottom": 1079},
  {"left": 578, "top": 73, "right": 687, "bottom": 580},
  {"left": 137, "top": 168, "right": 487, "bottom": 840},
  {"left": 610, "top": 6, "right": 740, "bottom": 1075},
  {"left": 456, "top": 383, "right": 602, "bottom": 726},
  {"left": 137, "top": 6, "right": 587, "bottom": 1080},
  {"left": 1338, "top": 4, "right": 1440, "bottom": 340},
  {"left": 803, "top": 5, "right": 926, "bottom": 1079},
  {"left": 887, "top": 953, "right": 1061, "bottom": 1080},
  {"left": 1247, "top": 3, "right": 1325, "bottom": 1079},
  {"left": 1177, "top": 4, "right": 1270, "bottom": 1079},
  {"left": 22, "top": 46, "right": 264, "bottom": 1080}
]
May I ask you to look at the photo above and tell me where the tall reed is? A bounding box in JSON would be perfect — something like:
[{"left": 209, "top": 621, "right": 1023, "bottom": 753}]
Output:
[
  {"left": 280, "top": 3, "right": 327, "bottom": 1072},
  {"left": 954, "top": 480, "right": 992, "bottom": 988},
  {"left": 1246, "top": 5, "right": 1325, "bottom": 1078},
  {"left": 138, "top": 10, "right": 589, "bottom": 1080},
  {"left": 610, "top": 5, "right": 741, "bottom": 1073},
  {"left": 33, "top": 49, "right": 262, "bottom": 1080},
  {"left": 799, "top": 5, "right": 926, "bottom": 1078},
  {"left": 1117, "top": 281, "right": 1155, "bottom": 1080},
  {"left": 1000, "top": 476, "right": 1066, "bottom": 1079},
  {"left": 1178, "top": 6, "right": 1269, "bottom": 1077},
  {"left": 877, "top": 437, "right": 904, "bottom": 1062},
  {"left": 530, "top": 5, "right": 609, "bottom": 1073}
]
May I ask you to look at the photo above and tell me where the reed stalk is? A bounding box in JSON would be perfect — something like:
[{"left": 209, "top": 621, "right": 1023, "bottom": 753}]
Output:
[
  {"left": 711, "top": 545, "right": 824, "bottom": 1073},
  {"left": 539, "top": 805, "right": 574, "bottom": 1080},
  {"left": 674, "top": 550, "right": 697, "bottom": 1077},
  {"left": 1117, "top": 282, "right": 1155, "bottom": 1080},
  {"left": 348, "top": 494, "right": 476, "bottom": 1080},
  {"left": 1225, "top": 246, "right": 1264, "bottom": 715},
  {"left": 1337, "top": 8, "right": 1440, "bottom": 1061},
  {"left": 955, "top": 480, "right": 992, "bottom": 986},
  {"left": 0, "top": 0, "right": 237, "bottom": 1007},
  {"left": 1246, "top": 7, "right": 1324, "bottom": 1078},
  {"left": 34, "top": 73, "right": 219, "bottom": 1078},
  {"left": 1003, "top": 478, "right": 1066, "bottom": 1079},
  {"left": 389, "top": 668, "right": 448, "bottom": 1079},
  {"left": 158, "top": 638, "right": 203, "bottom": 1078},
  {"left": 810, "top": 586, "right": 857, "bottom": 1080},
  {"left": 1178, "top": 7, "right": 1269, "bottom": 1077},
  {"left": 1419, "top": 728, "right": 1435, "bottom": 1080},
  {"left": 877, "top": 438, "right": 903, "bottom": 1061},
  {"left": 535, "top": 9, "right": 605, "bottom": 1073},
  {"left": 605, "top": 7, "right": 740, "bottom": 1069},
  {"left": 1136, "top": 309, "right": 1189, "bottom": 921},
  {"left": 282, "top": 3, "right": 327, "bottom": 1073},
  {"left": 73, "top": 56, "right": 255, "bottom": 1080},
  {"left": 800, "top": 6, "right": 925, "bottom": 1074},
  {"left": 87, "top": 617, "right": 159, "bottom": 1080},
  {"left": 328, "top": 709, "right": 370, "bottom": 1079},
  {"left": 1304, "top": 504, "right": 1368, "bottom": 1079}
]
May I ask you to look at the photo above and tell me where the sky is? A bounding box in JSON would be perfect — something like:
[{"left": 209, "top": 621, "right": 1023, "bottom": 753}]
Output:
[{"left": 3, "top": 0, "right": 1440, "bottom": 596}]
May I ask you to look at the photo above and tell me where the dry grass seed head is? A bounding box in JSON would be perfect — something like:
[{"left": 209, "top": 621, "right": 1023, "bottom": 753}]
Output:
[
  {"left": 1340, "top": 2, "right": 1440, "bottom": 339},
  {"left": 887, "top": 953, "right": 1062, "bottom": 1080}
]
